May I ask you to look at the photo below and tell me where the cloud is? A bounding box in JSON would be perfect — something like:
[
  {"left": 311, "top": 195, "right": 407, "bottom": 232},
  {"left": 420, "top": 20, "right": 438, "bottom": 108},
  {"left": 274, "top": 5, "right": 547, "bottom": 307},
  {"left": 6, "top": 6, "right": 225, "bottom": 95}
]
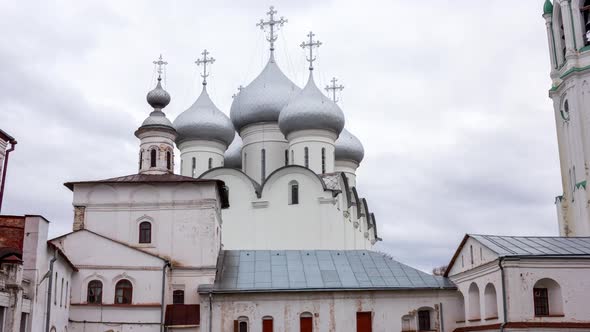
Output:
[{"left": 0, "top": 0, "right": 561, "bottom": 272}]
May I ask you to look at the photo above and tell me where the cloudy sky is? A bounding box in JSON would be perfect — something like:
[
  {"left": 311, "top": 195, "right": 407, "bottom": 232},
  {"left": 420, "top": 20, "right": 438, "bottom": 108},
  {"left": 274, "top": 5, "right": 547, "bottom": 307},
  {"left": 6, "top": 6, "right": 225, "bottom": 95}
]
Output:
[{"left": 0, "top": 0, "right": 559, "bottom": 271}]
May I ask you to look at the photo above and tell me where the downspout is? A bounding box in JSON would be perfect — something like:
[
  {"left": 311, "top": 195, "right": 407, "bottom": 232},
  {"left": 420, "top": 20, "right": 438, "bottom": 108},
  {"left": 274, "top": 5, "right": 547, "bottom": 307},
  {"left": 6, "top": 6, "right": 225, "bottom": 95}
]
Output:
[
  {"left": 499, "top": 258, "right": 508, "bottom": 332},
  {"left": 45, "top": 251, "right": 57, "bottom": 332},
  {"left": 208, "top": 291, "right": 213, "bottom": 332},
  {"left": 0, "top": 140, "right": 16, "bottom": 212},
  {"left": 160, "top": 261, "right": 170, "bottom": 332},
  {"left": 439, "top": 302, "right": 444, "bottom": 332}
]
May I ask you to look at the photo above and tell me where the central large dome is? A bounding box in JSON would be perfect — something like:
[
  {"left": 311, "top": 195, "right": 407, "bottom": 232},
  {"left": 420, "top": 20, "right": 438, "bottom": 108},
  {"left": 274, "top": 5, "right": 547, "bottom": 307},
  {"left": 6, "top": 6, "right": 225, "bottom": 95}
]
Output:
[{"left": 230, "top": 55, "right": 300, "bottom": 132}]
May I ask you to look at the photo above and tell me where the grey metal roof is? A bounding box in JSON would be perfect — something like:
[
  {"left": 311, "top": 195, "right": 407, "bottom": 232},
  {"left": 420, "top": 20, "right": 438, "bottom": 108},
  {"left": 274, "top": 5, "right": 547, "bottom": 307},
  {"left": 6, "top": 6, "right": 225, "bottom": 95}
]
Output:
[
  {"left": 471, "top": 234, "right": 590, "bottom": 256},
  {"left": 335, "top": 128, "right": 364, "bottom": 163},
  {"left": 211, "top": 250, "right": 455, "bottom": 293}
]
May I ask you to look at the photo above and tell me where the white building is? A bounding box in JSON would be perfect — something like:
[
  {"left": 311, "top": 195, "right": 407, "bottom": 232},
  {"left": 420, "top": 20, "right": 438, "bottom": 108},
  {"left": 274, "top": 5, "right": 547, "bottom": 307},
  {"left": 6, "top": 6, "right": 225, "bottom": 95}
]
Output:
[{"left": 2, "top": 3, "right": 590, "bottom": 332}]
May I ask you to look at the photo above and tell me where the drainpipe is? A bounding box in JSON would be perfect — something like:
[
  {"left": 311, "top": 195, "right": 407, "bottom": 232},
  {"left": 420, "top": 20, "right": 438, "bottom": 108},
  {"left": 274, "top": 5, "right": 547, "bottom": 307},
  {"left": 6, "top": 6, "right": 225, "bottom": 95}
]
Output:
[
  {"left": 45, "top": 251, "right": 57, "bottom": 332},
  {"left": 439, "top": 302, "right": 444, "bottom": 332},
  {"left": 499, "top": 258, "right": 508, "bottom": 332},
  {"left": 160, "top": 261, "right": 170, "bottom": 332},
  {"left": 208, "top": 291, "right": 213, "bottom": 332},
  {"left": 0, "top": 140, "right": 16, "bottom": 213}
]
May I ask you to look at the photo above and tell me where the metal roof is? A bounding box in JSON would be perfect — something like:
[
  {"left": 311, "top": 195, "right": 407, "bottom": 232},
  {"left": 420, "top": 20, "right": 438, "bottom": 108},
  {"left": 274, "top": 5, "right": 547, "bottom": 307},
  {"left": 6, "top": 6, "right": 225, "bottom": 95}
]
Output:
[
  {"left": 210, "top": 250, "right": 455, "bottom": 293},
  {"left": 471, "top": 234, "right": 590, "bottom": 256}
]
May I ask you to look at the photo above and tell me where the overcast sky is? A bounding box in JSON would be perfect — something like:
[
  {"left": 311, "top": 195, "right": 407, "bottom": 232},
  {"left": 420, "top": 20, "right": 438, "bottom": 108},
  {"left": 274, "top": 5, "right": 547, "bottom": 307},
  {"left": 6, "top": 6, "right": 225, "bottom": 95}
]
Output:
[{"left": 0, "top": 0, "right": 559, "bottom": 271}]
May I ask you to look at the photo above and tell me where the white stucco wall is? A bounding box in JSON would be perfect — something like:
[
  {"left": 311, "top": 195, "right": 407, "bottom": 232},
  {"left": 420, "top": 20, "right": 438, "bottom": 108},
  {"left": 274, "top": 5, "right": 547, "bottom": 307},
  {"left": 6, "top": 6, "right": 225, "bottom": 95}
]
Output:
[
  {"left": 239, "top": 122, "right": 289, "bottom": 183},
  {"left": 178, "top": 139, "right": 226, "bottom": 178},
  {"left": 287, "top": 129, "right": 337, "bottom": 175}
]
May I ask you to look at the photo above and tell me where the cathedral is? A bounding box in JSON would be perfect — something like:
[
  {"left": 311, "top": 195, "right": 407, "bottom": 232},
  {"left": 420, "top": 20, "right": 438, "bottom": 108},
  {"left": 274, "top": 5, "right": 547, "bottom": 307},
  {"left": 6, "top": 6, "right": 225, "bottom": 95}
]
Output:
[{"left": 1, "top": 3, "right": 590, "bottom": 332}]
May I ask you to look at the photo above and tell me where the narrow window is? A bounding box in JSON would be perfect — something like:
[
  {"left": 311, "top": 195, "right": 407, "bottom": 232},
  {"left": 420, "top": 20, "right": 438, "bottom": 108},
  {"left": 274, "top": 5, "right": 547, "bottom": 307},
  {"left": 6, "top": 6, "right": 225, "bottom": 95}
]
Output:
[
  {"left": 321, "top": 148, "right": 326, "bottom": 173},
  {"left": 583, "top": 1, "right": 590, "bottom": 45},
  {"left": 87, "top": 280, "right": 103, "bottom": 304},
  {"left": 300, "top": 313, "right": 313, "bottom": 332},
  {"left": 0, "top": 307, "right": 4, "bottom": 332},
  {"left": 166, "top": 151, "right": 171, "bottom": 170},
  {"left": 244, "top": 153, "right": 247, "bottom": 173},
  {"left": 192, "top": 157, "right": 196, "bottom": 177},
  {"left": 534, "top": 288, "right": 549, "bottom": 316},
  {"left": 173, "top": 290, "right": 184, "bottom": 304},
  {"left": 54, "top": 272, "right": 58, "bottom": 305},
  {"left": 289, "top": 181, "right": 299, "bottom": 205},
  {"left": 239, "top": 322, "right": 248, "bottom": 332},
  {"left": 139, "top": 222, "right": 152, "bottom": 243},
  {"left": 65, "top": 281, "right": 69, "bottom": 308},
  {"left": 139, "top": 150, "right": 143, "bottom": 170},
  {"left": 262, "top": 317, "right": 273, "bottom": 332},
  {"left": 261, "top": 149, "right": 266, "bottom": 180},
  {"left": 180, "top": 159, "right": 183, "bottom": 174},
  {"left": 291, "top": 150, "right": 294, "bottom": 165},
  {"left": 356, "top": 312, "right": 372, "bottom": 332},
  {"left": 208, "top": 157, "right": 213, "bottom": 170},
  {"left": 418, "top": 310, "right": 431, "bottom": 331},
  {"left": 480, "top": 247, "right": 483, "bottom": 261},
  {"left": 461, "top": 255, "right": 464, "bottom": 268},
  {"left": 304, "top": 147, "right": 309, "bottom": 168},
  {"left": 285, "top": 150, "right": 289, "bottom": 166},
  {"left": 234, "top": 317, "right": 249, "bottom": 332},
  {"left": 19, "top": 313, "right": 27, "bottom": 332},
  {"left": 115, "top": 279, "right": 133, "bottom": 304},
  {"left": 470, "top": 245, "right": 474, "bottom": 265},
  {"left": 150, "top": 149, "right": 157, "bottom": 167},
  {"left": 60, "top": 277, "right": 64, "bottom": 307}
]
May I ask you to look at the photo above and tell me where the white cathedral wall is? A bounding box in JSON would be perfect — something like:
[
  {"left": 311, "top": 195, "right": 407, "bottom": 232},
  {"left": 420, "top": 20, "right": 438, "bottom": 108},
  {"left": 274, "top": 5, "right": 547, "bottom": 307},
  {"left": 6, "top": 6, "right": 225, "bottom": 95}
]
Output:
[
  {"left": 287, "top": 129, "right": 337, "bottom": 175},
  {"left": 201, "top": 290, "right": 462, "bottom": 332},
  {"left": 240, "top": 122, "right": 289, "bottom": 183},
  {"left": 178, "top": 139, "right": 226, "bottom": 177},
  {"left": 335, "top": 159, "right": 359, "bottom": 187},
  {"left": 72, "top": 182, "right": 222, "bottom": 268},
  {"left": 203, "top": 167, "right": 372, "bottom": 250}
]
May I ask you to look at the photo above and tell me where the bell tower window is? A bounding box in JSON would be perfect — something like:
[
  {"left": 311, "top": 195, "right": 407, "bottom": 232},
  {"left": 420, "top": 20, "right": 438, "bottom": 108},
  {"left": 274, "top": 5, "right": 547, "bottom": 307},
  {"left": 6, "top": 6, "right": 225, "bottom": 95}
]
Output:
[
  {"left": 150, "top": 149, "right": 157, "bottom": 167},
  {"left": 166, "top": 151, "right": 171, "bottom": 170},
  {"left": 139, "top": 150, "right": 143, "bottom": 170}
]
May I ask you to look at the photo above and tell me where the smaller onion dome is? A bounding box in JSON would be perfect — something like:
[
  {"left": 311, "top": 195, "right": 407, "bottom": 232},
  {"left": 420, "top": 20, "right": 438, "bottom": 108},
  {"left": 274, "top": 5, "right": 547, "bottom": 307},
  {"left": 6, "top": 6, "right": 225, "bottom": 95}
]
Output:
[
  {"left": 279, "top": 74, "right": 345, "bottom": 137},
  {"left": 173, "top": 86, "right": 235, "bottom": 146},
  {"left": 146, "top": 78, "right": 171, "bottom": 109},
  {"left": 335, "top": 128, "right": 364, "bottom": 164},
  {"left": 543, "top": 0, "right": 553, "bottom": 15},
  {"left": 230, "top": 54, "right": 300, "bottom": 132},
  {"left": 224, "top": 133, "right": 243, "bottom": 169}
]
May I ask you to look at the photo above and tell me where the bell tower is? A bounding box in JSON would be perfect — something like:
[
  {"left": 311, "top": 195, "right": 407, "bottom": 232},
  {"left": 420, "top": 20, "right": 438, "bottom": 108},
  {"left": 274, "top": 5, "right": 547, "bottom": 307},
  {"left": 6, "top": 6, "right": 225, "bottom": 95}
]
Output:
[{"left": 544, "top": 0, "right": 590, "bottom": 236}]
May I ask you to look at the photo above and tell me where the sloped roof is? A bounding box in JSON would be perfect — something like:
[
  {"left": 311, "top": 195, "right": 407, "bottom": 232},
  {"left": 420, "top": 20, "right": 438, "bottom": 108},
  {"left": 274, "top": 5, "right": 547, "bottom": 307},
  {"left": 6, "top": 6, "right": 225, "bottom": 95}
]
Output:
[
  {"left": 64, "top": 173, "right": 229, "bottom": 208},
  {"left": 207, "top": 250, "right": 455, "bottom": 294},
  {"left": 470, "top": 234, "right": 590, "bottom": 256}
]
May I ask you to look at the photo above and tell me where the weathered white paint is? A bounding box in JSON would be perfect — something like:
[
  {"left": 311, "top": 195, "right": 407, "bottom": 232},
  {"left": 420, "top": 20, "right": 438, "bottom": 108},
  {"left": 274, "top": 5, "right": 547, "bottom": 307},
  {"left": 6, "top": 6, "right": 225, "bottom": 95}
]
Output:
[
  {"left": 287, "top": 129, "right": 337, "bottom": 175},
  {"left": 239, "top": 122, "right": 289, "bottom": 183},
  {"left": 178, "top": 139, "right": 227, "bottom": 177}
]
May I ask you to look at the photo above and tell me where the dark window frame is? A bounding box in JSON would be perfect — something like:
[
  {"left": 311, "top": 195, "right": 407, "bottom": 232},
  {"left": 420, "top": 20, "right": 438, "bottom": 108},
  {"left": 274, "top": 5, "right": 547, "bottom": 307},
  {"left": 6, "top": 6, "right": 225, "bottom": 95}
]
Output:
[
  {"left": 114, "top": 279, "right": 133, "bottom": 304},
  {"left": 150, "top": 149, "right": 157, "bottom": 167},
  {"left": 534, "top": 288, "right": 550, "bottom": 316},
  {"left": 172, "top": 290, "right": 185, "bottom": 304},
  {"left": 139, "top": 221, "right": 152, "bottom": 244},
  {"left": 166, "top": 151, "right": 172, "bottom": 170},
  {"left": 87, "top": 280, "right": 103, "bottom": 304},
  {"left": 418, "top": 310, "right": 431, "bottom": 331}
]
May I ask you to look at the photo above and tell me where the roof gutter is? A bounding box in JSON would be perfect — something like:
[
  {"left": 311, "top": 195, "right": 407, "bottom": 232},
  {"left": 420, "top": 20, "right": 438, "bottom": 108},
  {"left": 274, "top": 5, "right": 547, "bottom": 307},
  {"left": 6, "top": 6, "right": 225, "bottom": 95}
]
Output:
[
  {"left": 0, "top": 139, "right": 16, "bottom": 212},
  {"left": 499, "top": 257, "right": 508, "bottom": 332},
  {"left": 160, "top": 260, "right": 170, "bottom": 332},
  {"left": 45, "top": 251, "right": 57, "bottom": 332}
]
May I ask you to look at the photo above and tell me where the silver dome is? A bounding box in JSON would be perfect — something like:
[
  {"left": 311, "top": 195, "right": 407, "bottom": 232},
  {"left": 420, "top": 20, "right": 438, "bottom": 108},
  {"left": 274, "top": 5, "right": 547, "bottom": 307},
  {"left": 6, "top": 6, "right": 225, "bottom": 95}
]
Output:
[
  {"left": 230, "top": 55, "right": 300, "bottom": 132},
  {"left": 146, "top": 79, "right": 171, "bottom": 109},
  {"left": 335, "top": 128, "right": 364, "bottom": 163},
  {"left": 173, "top": 86, "right": 235, "bottom": 146},
  {"left": 278, "top": 74, "right": 345, "bottom": 137},
  {"left": 224, "top": 133, "right": 242, "bottom": 169},
  {"left": 141, "top": 110, "right": 174, "bottom": 128}
]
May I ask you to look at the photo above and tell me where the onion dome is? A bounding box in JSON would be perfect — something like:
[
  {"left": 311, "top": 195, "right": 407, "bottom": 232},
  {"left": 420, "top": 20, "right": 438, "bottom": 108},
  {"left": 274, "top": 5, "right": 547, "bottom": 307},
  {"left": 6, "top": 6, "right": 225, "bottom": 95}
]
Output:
[
  {"left": 224, "top": 133, "right": 243, "bottom": 168},
  {"left": 543, "top": 0, "right": 553, "bottom": 15},
  {"left": 173, "top": 86, "right": 235, "bottom": 146},
  {"left": 278, "top": 74, "right": 345, "bottom": 137},
  {"left": 230, "top": 54, "right": 300, "bottom": 132},
  {"left": 335, "top": 128, "right": 364, "bottom": 164},
  {"left": 138, "top": 76, "right": 174, "bottom": 131}
]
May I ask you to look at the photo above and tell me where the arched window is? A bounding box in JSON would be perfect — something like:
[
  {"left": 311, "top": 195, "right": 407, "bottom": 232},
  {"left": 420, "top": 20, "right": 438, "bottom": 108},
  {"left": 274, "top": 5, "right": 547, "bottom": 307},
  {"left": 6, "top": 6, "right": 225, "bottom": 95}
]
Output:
[
  {"left": 300, "top": 312, "right": 313, "bottom": 332},
  {"left": 139, "top": 222, "right": 151, "bottom": 243},
  {"left": 166, "top": 151, "right": 172, "bottom": 170},
  {"left": 304, "top": 147, "right": 309, "bottom": 168},
  {"left": 484, "top": 283, "right": 498, "bottom": 319},
  {"left": 115, "top": 279, "right": 133, "bottom": 304},
  {"left": 262, "top": 316, "right": 273, "bottom": 332},
  {"left": 208, "top": 158, "right": 213, "bottom": 170},
  {"left": 139, "top": 150, "right": 143, "bottom": 170},
  {"left": 87, "top": 280, "right": 103, "bottom": 304},
  {"left": 289, "top": 181, "right": 299, "bottom": 205},
  {"left": 468, "top": 282, "right": 481, "bottom": 320},
  {"left": 285, "top": 150, "right": 289, "bottom": 166},
  {"left": 418, "top": 308, "right": 433, "bottom": 331},
  {"left": 533, "top": 278, "right": 563, "bottom": 316},
  {"left": 554, "top": 4, "right": 567, "bottom": 61},
  {"left": 261, "top": 149, "right": 266, "bottom": 180},
  {"left": 173, "top": 290, "right": 184, "bottom": 304},
  {"left": 192, "top": 157, "right": 197, "bottom": 177},
  {"left": 234, "top": 316, "right": 249, "bottom": 332},
  {"left": 150, "top": 149, "right": 157, "bottom": 167},
  {"left": 321, "top": 148, "right": 326, "bottom": 173}
]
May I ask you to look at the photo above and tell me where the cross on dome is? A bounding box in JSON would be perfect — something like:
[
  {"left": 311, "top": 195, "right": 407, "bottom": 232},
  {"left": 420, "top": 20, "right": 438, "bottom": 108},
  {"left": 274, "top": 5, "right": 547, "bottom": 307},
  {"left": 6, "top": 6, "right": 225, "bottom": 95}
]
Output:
[
  {"left": 257, "top": 6, "right": 288, "bottom": 53},
  {"left": 300, "top": 31, "right": 322, "bottom": 71},
  {"left": 232, "top": 85, "right": 244, "bottom": 99},
  {"left": 153, "top": 54, "right": 168, "bottom": 80},
  {"left": 195, "top": 49, "right": 216, "bottom": 85},
  {"left": 325, "top": 77, "right": 344, "bottom": 103}
]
